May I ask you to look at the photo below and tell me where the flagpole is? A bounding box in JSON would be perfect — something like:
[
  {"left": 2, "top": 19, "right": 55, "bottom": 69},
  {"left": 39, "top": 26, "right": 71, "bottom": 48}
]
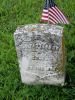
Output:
[{"left": 47, "top": 0, "right": 49, "bottom": 25}]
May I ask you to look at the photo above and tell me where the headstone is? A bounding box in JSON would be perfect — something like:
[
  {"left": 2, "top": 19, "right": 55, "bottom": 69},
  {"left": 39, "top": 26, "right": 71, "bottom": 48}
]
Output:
[{"left": 14, "top": 24, "right": 65, "bottom": 85}]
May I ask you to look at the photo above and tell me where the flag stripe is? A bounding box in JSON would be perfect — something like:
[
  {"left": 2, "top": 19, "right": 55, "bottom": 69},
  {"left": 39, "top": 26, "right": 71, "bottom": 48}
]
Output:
[
  {"left": 49, "top": 15, "right": 58, "bottom": 23},
  {"left": 49, "top": 11, "right": 60, "bottom": 23},
  {"left": 41, "top": 17, "right": 48, "bottom": 21},
  {"left": 42, "top": 13, "right": 48, "bottom": 17},
  {"left": 54, "top": 6, "right": 66, "bottom": 23},
  {"left": 43, "top": 9, "right": 48, "bottom": 13},
  {"left": 52, "top": 7, "right": 65, "bottom": 23},
  {"left": 41, "top": 9, "right": 48, "bottom": 21},
  {"left": 55, "top": 6, "right": 69, "bottom": 24},
  {"left": 49, "top": 18, "right": 56, "bottom": 24},
  {"left": 42, "top": 15, "right": 48, "bottom": 18},
  {"left": 49, "top": 8, "right": 61, "bottom": 23}
]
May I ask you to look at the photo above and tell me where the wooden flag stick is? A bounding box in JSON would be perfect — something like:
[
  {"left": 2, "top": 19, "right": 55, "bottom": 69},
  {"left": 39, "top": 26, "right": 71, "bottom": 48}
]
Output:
[{"left": 47, "top": 0, "right": 49, "bottom": 24}]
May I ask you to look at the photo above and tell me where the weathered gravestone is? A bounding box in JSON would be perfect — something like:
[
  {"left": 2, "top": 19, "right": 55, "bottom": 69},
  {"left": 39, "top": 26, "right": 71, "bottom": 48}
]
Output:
[{"left": 14, "top": 24, "right": 65, "bottom": 85}]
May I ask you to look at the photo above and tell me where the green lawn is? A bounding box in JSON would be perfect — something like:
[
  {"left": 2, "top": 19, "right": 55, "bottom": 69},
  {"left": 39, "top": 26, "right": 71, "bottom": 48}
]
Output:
[{"left": 0, "top": 0, "right": 75, "bottom": 100}]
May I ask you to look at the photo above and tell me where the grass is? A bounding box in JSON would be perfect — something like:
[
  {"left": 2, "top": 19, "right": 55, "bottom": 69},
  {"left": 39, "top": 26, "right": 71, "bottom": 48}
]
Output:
[{"left": 0, "top": 0, "right": 75, "bottom": 100}]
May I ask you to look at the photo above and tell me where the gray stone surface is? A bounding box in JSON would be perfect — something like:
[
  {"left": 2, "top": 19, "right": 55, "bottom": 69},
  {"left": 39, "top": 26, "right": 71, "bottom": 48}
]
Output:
[{"left": 14, "top": 24, "right": 65, "bottom": 85}]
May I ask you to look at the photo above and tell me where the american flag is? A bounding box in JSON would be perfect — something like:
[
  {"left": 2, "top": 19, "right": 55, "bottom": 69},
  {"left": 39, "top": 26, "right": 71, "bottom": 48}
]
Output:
[{"left": 41, "top": 0, "right": 69, "bottom": 24}]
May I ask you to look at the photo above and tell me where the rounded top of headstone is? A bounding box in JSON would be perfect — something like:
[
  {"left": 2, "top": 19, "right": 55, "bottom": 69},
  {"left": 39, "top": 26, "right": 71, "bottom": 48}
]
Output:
[{"left": 14, "top": 24, "right": 63, "bottom": 36}]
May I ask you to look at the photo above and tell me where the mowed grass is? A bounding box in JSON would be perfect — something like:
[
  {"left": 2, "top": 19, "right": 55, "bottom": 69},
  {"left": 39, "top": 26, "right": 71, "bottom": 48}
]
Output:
[{"left": 0, "top": 0, "right": 75, "bottom": 100}]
